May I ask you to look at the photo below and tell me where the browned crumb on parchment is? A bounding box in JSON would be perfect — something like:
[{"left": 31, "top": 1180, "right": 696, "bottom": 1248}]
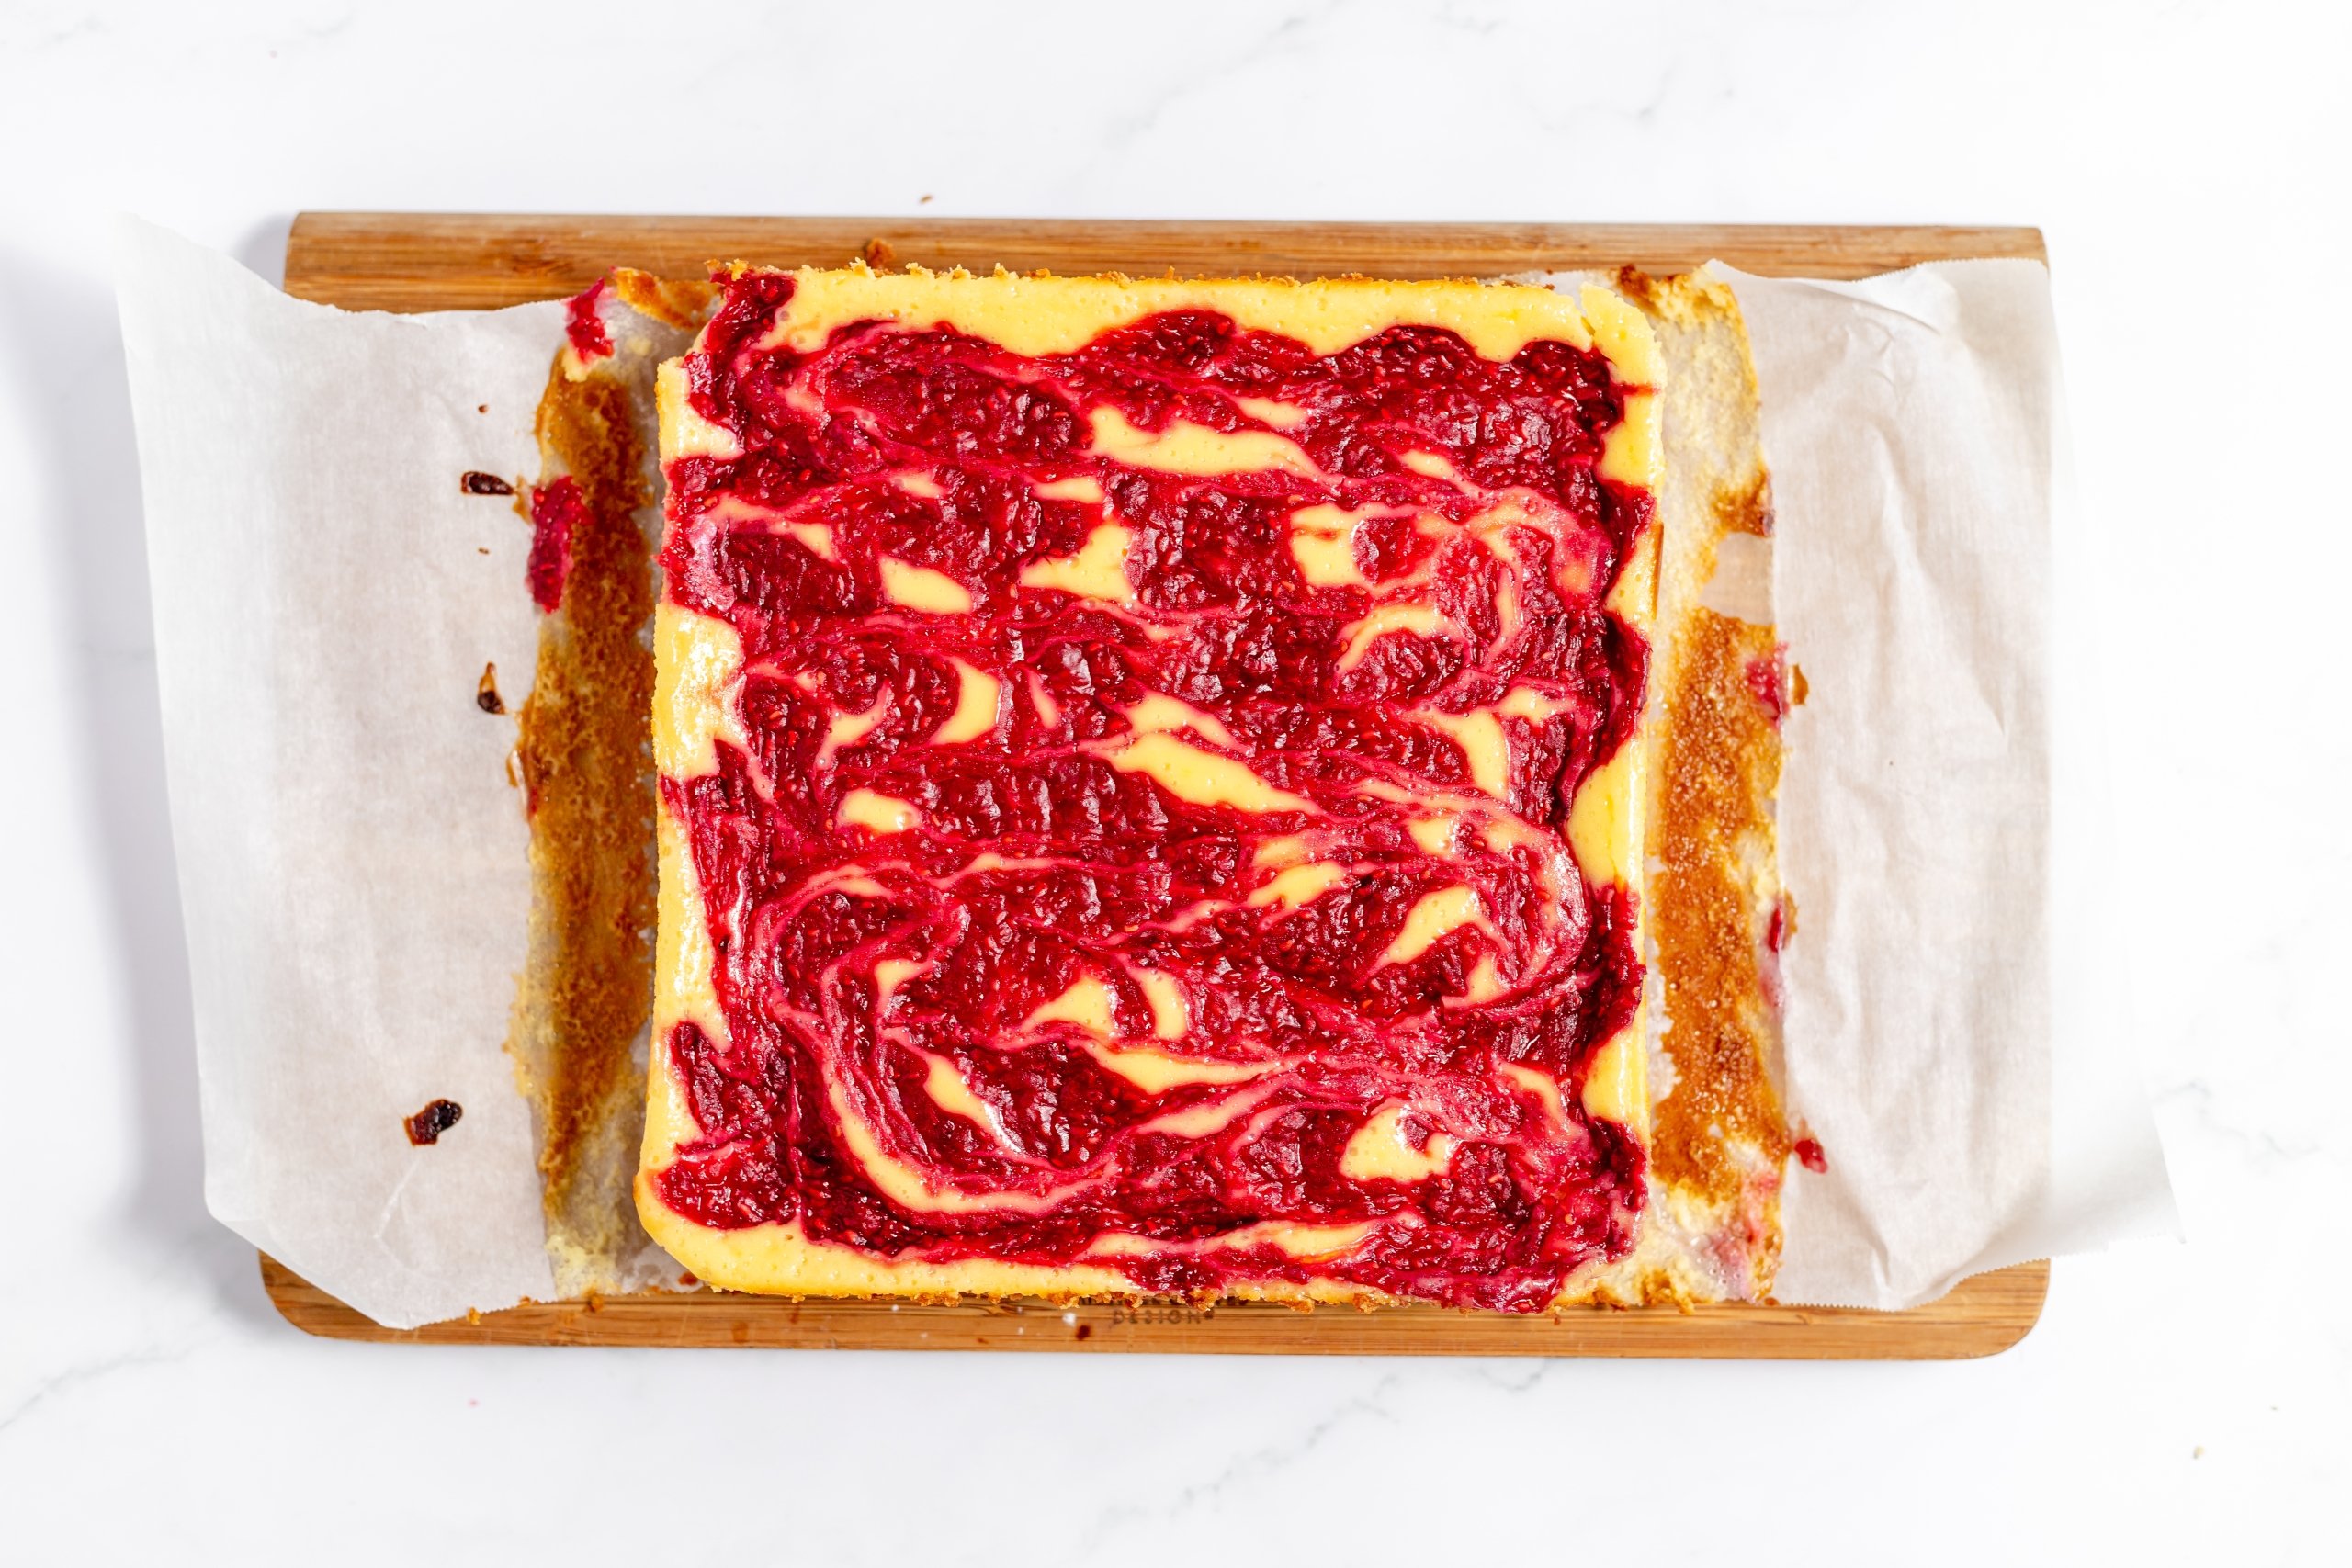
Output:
[
  {"left": 403, "top": 1098, "right": 464, "bottom": 1145},
  {"left": 475, "top": 662, "right": 504, "bottom": 715}
]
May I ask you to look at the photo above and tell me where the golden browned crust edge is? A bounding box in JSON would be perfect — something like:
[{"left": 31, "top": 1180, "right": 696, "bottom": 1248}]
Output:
[
  {"left": 505, "top": 316, "right": 669, "bottom": 1298},
  {"left": 1621, "top": 266, "right": 1792, "bottom": 1300},
  {"left": 610, "top": 267, "right": 716, "bottom": 332}
]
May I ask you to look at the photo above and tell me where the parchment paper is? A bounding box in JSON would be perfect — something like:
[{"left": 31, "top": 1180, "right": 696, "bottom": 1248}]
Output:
[
  {"left": 120, "top": 219, "right": 2173, "bottom": 1326},
  {"left": 1722, "top": 262, "right": 2179, "bottom": 1307},
  {"left": 118, "top": 218, "right": 559, "bottom": 1326}
]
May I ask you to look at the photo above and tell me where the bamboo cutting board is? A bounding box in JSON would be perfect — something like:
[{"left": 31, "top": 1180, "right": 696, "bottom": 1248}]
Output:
[{"left": 267, "top": 214, "right": 2051, "bottom": 1358}]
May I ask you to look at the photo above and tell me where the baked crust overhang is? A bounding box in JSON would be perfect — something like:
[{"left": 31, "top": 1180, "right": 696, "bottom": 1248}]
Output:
[
  {"left": 506, "top": 270, "right": 713, "bottom": 1299},
  {"left": 634, "top": 266, "right": 1677, "bottom": 1310},
  {"left": 1614, "top": 267, "right": 1792, "bottom": 1302}
]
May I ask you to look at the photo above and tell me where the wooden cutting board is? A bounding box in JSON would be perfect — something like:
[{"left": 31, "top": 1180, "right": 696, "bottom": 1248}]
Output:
[{"left": 267, "top": 213, "right": 2051, "bottom": 1358}]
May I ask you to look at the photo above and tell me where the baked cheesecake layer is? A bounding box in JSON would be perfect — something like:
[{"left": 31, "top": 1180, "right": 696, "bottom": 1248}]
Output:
[{"left": 639, "top": 267, "right": 1663, "bottom": 1309}]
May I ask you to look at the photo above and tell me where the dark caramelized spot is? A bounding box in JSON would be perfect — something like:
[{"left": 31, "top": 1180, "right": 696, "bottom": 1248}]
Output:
[
  {"left": 475, "top": 661, "right": 505, "bottom": 715},
  {"left": 404, "top": 1099, "right": 464, "bottom": 1145},
  {"left": 463, "top": 470, "right": 516, "bottom": 496},
  {"left": 1714, "top": 468, "right": 1774, "bottom": 540},
  {"left": 1610, "top": 265, "right": 1670, "bottom": 314}
]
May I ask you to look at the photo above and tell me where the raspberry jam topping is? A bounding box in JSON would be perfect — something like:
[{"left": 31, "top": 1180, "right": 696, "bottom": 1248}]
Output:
[
  {"left": 652, "top": 274, "right": 1653, "bottom": 1309},
  {"left": 563, "top": 277, "right": 613, "bottom": 365},
  {"left": 525, "top": 477, "right": 583, "bottom": 613}
]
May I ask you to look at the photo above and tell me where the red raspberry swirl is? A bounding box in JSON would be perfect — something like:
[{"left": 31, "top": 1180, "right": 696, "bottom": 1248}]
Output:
[{"left": 651, "top": 274, "right": 1654, "bottom": 1309}]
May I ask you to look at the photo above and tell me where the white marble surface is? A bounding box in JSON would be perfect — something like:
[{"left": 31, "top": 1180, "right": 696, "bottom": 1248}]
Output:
[{"left": 1, "top": 1, "right": 2345, "bottom": 1561}]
